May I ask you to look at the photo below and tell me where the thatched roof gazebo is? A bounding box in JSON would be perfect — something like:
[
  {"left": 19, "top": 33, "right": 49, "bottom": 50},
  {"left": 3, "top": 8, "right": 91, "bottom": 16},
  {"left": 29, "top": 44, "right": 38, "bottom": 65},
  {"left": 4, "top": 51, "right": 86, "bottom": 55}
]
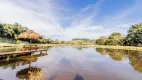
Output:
[
  {"left": 18, "top": 30, "right": 43, "bottom": 39},
  {"left": 18, "top": 30, "right": 43, "bottom": 43}
]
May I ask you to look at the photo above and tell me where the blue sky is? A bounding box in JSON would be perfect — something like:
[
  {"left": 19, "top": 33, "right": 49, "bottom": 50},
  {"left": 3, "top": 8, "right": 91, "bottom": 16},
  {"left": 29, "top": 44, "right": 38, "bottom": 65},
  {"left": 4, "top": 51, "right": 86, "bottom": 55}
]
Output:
[{"left": 0, "top": 0, "right": 142, "bottom": 40}]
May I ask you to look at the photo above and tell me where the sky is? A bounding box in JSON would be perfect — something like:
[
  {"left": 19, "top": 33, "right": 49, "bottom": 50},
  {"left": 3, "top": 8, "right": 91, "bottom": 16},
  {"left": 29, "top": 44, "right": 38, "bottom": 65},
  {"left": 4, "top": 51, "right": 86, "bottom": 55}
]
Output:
[{"left": 0, "top": 0, "right": 142, "bottom": 40}]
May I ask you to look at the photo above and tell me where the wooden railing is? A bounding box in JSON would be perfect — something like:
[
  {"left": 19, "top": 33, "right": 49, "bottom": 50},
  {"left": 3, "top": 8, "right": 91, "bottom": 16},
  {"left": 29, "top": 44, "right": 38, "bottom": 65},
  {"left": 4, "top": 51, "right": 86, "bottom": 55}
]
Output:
[{"left": 22, "top": 45, "right": 39, "bottom": 51}]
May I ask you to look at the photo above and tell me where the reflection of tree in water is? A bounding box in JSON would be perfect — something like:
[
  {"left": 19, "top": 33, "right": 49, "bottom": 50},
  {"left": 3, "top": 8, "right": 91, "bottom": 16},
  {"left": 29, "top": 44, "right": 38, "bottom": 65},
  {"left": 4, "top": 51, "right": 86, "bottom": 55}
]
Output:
[
  {"left": 96, "top": 48, "right": 124, "bottom": 61},
  {"left": 16, "top": 67, "right": 42, "bottom": 80},
  {"left": 74, "top": 47, "right": 89, "bottom": 51},
  {"left": 127, "top": 51, "right": 142, "bottom": 73},
  {"left": 106, "top": 49, "right": 124, "bottom": 61},
  {"left": 77, "top": 47, "right": 83, "bottom": 51},
  {"left": 96, "top": 48, "right": 107, "bottom": 55},
  {"left": 96, "top": 48, "right": 142, "bottom": 73}
]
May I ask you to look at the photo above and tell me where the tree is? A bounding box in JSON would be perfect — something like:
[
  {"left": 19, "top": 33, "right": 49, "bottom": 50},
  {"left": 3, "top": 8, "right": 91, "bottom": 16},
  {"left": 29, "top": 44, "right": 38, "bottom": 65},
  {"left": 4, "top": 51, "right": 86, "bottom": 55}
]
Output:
[
  {"left": 0, "top": 23, "right": 28, "bottom": 39},
  {"left": 0, "top": 23, "right": 15, "bottom": 39},
  {"left": 126, "top": 23, "right": 142, "bottom": 46},
  {"left": 95, "top": 36, "right": 107, "bottom": 45},
  {"left": 105, "top": 32, "right": 123, "bottom": 45}
]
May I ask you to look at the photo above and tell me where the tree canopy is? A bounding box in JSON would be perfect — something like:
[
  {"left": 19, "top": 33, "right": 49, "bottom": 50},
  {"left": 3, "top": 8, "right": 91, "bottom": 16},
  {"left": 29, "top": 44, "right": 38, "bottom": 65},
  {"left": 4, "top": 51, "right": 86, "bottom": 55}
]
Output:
[
  {"left": 95, "top": 36, "right": 107, "bottom": 45},
  {"left": 126, "top": 23, "right": 142, "bottom": 46},
  {"left": 105, "top": 32, "right": 124, "bottom": 45},
  {"left": 0, "top": 23, "right": 28, "bottom": 39}
]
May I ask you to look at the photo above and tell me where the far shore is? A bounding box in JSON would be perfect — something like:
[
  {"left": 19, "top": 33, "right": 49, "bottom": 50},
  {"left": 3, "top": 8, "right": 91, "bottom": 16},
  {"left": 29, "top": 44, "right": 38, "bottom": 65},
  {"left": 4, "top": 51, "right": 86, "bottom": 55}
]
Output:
[{"left": 1, "top": 43, "right": 142, "bottom": 51}]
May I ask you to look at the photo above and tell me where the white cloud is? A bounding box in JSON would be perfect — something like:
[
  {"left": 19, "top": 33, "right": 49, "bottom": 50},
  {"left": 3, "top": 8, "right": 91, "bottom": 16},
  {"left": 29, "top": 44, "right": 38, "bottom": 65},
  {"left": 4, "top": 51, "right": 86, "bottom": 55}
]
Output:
[
  {"left": 120, "top": 24, "right": 132, "bottom": 28},
  {"left": 81, "top": 5, "right": 92, "bottom": 11},
  {"left": 0, "top": 0, "right": 64, "bottom": 39},
  {"left": 0, "top": 0, "right": 105, "bottom": 40},
  {"left": 0, "top": 0, "right": 141, "bottom": 40}
]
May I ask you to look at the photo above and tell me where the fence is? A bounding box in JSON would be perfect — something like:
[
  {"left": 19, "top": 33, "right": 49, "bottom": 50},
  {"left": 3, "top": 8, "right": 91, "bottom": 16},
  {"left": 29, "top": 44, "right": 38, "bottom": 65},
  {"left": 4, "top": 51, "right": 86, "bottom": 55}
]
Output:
[
  {"left": 0, "top": 37, "right": 28, "bottom": 44},
  {"left": 0, "top": 37, "right": 17, "bottom": 44}
]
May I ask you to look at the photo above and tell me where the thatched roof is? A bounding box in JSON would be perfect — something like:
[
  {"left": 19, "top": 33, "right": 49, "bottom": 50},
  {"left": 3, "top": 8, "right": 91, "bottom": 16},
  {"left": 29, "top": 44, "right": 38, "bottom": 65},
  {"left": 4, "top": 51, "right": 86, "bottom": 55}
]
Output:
[{"left": 18, "top": 30, "right": 43, "bottom": 39}]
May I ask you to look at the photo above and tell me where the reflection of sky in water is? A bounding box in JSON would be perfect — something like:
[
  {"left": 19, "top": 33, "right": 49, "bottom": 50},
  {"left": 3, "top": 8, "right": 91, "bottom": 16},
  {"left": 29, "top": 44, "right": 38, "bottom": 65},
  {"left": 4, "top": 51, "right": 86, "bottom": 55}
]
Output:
[
  {"left": 0, "top": 46, "right": 142, "bottom": 80},
  {"left": 37, "top": 47, "right": 142, "bottom": 80}
]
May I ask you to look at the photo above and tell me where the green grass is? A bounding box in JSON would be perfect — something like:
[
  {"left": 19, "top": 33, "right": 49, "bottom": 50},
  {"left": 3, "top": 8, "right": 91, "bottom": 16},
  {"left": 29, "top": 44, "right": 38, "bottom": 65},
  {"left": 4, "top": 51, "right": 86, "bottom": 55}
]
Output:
[{"left": 93, "top": 45, "right": 142, "bottom": 51}]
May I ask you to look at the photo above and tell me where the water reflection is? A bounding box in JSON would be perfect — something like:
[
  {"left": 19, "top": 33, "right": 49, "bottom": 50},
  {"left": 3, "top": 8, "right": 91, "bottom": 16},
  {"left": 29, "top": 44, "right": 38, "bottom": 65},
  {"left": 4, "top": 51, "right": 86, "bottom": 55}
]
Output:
[
  {"left": 74, "top": 74, "right": 84, "bottom": 80},
  {"left": 0, "top": 54, "right": 47, "bottom": 69},
  {"left": 96, "top": 48, "right": 142, "bottom": 73},
  {"left": 76, "top": 47, "right": 83, "bottom": 51},
  {"left": 0, "top": 47, "right": 142, "bottom": 80},
  {"left": 14, "top": 53, "right": 48, "bottom": 80},
  {"left": 43, "top": 47, "right": 142, "bottom": 80},
  {"left": 16, "top": 67, "right": 42, "bottom": 80},
  {"left": 74, "top": 47, "right": 88, "bottom": 51}
]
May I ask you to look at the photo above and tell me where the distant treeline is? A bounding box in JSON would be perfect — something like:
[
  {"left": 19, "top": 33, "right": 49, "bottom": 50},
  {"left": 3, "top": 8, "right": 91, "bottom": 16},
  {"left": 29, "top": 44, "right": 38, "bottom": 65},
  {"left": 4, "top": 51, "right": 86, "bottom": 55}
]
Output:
[
  {"left": 69, "top": 23, "right": 142, "bottom": 46},
  {"left": 95, "top": 23, "right": 142, "bottom": 46},
  {"left": 72, "top": 38, "right": 90, "bottom": 41},
  {"left": 0, "top": 23, "right": 58, "bottom": 44},
  {"left": 1, "top": 22, "right": 142, "bottom": 45}
]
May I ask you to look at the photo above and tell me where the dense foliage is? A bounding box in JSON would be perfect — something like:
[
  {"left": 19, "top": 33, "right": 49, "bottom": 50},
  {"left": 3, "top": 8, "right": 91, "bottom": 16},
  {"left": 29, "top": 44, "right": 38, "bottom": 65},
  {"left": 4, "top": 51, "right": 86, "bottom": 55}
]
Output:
[
  {"left": 126, "top": 23, "right": 142, "bottom": 46},
  {"left": 0, "top": 23, "right": 28, "bottom": 39},
  {"left": 70, "top": 38, "right": 95, "bottom": 45},
  {"left": 61, "top": 23, "right": 142, "bottom": 46},
  {"left": 95, "top": 23, "right": 142, "bottom": 46},
  {"left": 0, "top": 23, "right": 59, "bottom": 44},
  {"left": 95, "top": 32, "right": 124, "bottom": 46},
  {"left": 105, "top": 32, "right": 124, "bottom": 45},
  {"left": 95, "top": 36, "right": 107, "bottom": 45}
]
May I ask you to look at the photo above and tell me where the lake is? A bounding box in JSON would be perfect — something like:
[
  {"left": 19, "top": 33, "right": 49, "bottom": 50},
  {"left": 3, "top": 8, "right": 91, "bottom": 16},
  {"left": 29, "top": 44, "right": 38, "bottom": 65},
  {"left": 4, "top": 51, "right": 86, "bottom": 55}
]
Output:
[{"left": 0, "top": 46, "right": 142, "bottom": 80}]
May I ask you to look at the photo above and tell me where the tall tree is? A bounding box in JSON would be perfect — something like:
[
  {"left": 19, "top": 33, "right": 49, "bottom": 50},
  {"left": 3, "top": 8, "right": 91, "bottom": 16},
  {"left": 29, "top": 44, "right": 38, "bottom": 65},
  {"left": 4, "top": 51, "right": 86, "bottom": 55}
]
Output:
[
  {"left": 105, "top": 32, "right": 123, "bottom": 45},
  {"left": 126, "top": 23, "right": 142, "bottom": 46},
  {"left": 95, "top": 36, "right": 107, "bottom": 45}
]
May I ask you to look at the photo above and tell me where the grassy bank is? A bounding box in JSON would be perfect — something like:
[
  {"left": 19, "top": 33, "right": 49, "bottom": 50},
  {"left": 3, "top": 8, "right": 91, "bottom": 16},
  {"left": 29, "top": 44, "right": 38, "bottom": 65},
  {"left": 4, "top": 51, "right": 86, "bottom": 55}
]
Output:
[
  {"left": 38, "top": 44, "right": 142, "bottom": 51},
  {"left": 0, "top": 43, "right": 19, "bottom": 48},
  {"left": 93, "top": 45, "right": 142, "bottom": 51},
  {"left": 1, "top": 43, "right": 142, "bottom": 51}
]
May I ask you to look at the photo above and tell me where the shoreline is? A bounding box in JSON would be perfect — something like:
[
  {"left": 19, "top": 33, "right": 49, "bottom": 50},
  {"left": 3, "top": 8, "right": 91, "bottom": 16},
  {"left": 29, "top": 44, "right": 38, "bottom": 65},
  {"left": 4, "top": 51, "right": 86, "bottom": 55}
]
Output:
[
  {"left": 35, "top": 44, "right": 142, "bottom": 51},
  {"left": 1, "top": 44, "right": 142, "bottom": 51}
]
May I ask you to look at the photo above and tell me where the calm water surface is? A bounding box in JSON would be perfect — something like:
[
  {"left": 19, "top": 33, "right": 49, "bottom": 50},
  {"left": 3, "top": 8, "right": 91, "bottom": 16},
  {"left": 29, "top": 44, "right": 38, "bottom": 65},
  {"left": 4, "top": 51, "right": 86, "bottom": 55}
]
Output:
[{"left": 0, "top": 46, "right": 142, "bottom": 80}]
